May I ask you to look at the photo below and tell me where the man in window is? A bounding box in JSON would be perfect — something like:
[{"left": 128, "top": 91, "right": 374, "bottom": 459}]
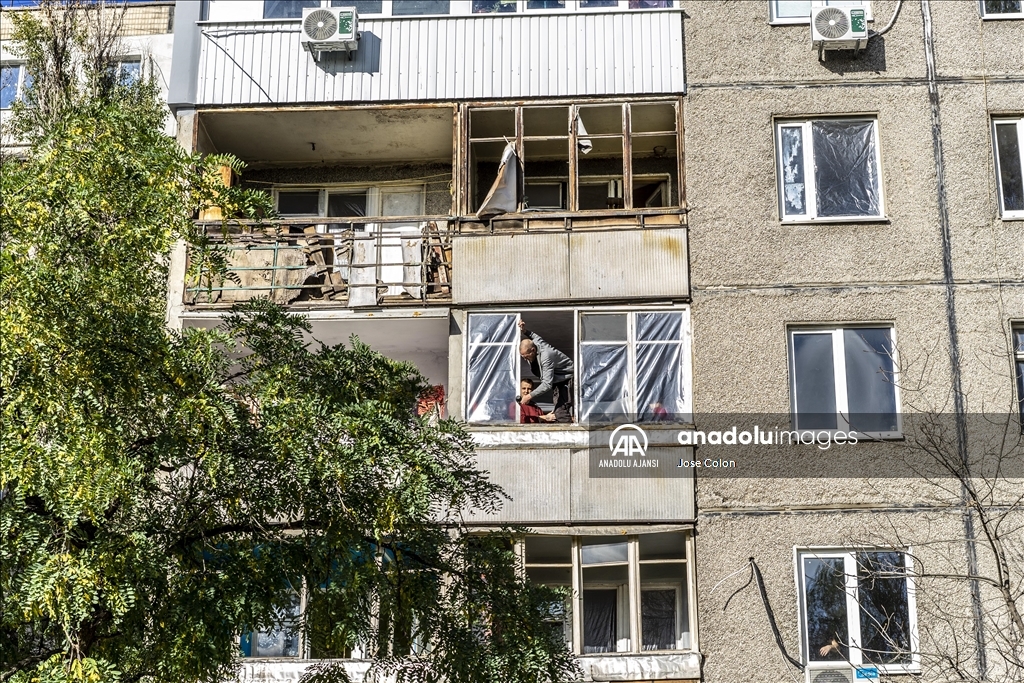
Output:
[
  {"left": 514, "top": 379, "right": 556, "bottom": 424},
  {"left": 518, "top": 319, "right": 574, "bottom": 423}
]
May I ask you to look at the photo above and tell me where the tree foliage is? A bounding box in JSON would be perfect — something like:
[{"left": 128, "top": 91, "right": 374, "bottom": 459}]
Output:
[{"left": 0, "top": 4, "right": 579, "bottom": 683}]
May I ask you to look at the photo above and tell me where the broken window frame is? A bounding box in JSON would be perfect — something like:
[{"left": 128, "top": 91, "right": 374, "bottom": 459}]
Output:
[
  {"left": 464, "top": 99, "right": 681, "bottom": 215},
  {"left": 775, "top": 117, "right": 885, "bottom": 222},
  {"left": 462, "top": 306, "right": 692, "bottom": 426},
  {"left": 795, "top": 548, "right": 919, "bottom": 673},
  {"left": 519, "top": 531, "right": 696, "bottom": 656},
  {"left": 991, "top": 117, "right": 1024, "bottom": 219},
  {"left": 768, "top": 0, "right": 873, "bottom": 25},
  {"left": 787, "top": 325, "right": 902, "bottom": 437}
]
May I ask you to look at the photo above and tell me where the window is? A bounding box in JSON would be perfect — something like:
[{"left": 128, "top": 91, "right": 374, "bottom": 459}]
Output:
[
  {"left": 993, "top": 118, "right": 1024, "bottom": 219},
  {"left": 241, "top": 589, "right": 304, "bottom": 657},
  {"left": 468, "top": 101, "right": 679, "bottom": 214},
  {"left": 1, "top": 63, "right": 31, "bottom": 109},
  {"left": 465, "top": 308, "right": 690, "bottom": 425},
  {"left": 797, "top": 549, "right": 917, "bottom": 672},
  {"left": 769, "top": 0, "right": 872, "bottom": 24},
  {"left": 1014, "top": 325, "right": 1024, "bottom": 427},
  {"left": 523, "top": 532, "right": 693, "bottom": 655},
  {"left": 104, "top": 59, "right": 143, "bottom": 87},
  {"left": 788, "top": 327, "right": 899, "bottom": 435},
  {"left": 981, "top": 0, "right": 1024, "bottom": 19},
  {"left": 776, "top": 118, "right": 884, "bottom": 222},
  {"left": 264, "top": 0, "right": 320, "bottom": 18}
]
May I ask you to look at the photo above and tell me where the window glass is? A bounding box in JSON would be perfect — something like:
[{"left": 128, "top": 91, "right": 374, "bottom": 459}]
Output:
[
  {"left": 525, "top": 536, "right": 572, "bottom": 564},
  {"left": 473, "top": 0, "right": 518, "bottom": 12},
  {"left": 0, "top": 65, "right": 20, "bottom": 109},
  {"left": 582, "top": 588, "right": 618, "bottom": 653},
  {"left": 581, "top": 313, "right": 627, "bottom": 342},
  {"left": 843, "top": 328, "right": 897, "bottom": 432},
  {"left": 392, "top": 0, "right": 450, "bottom": 15},
  {"left": 581, "top": 539, "right": 628, "bottom": 565},
  {"left": 984, "top": 0, "right": 1023, "bottom": 14},
  {"left": 792, "top": 333, "right": 838, "bottom": 429},
  {"left": 118, "top": 60, "right": 142, "bottom": 86},
  {"left": 264, "top": 0, "right": 320, "bottom": 19},
  {"left": 638, "top": 532, "right": 685, "bottom": 560},
  {"left": 278, "top": 191, "right": 320, "bottom": 215},
  {"left": 630, "top": 0, "right": 673, "bottom": 8},
  {"left": 774, "top": 0, "right": 811, "bottom": 18},
  {"left": 332, "top": 0, "right": 384, "bottom": 12},
  {"left": 527, "top": 0, "right": 566, "bottom": 7},
  {"left": 640, "top": 589, "right": 675, "bottom": 650},
  {"left": 581, "top": 0, "right": 618, "bottom": 7},
  {"left": 247, "top": 590, "right": 302, "bottom": 657},
  {"left": 1015, "top": 328, "right": 1024, "bottom": 353},
  {"left": 811, "top": 120, "right": 880, "bottom": 218},
  {"left": 995, "top": 122, "right": 1024, "bottom": 213},
  {"left": 1017, "top": 360, "right": 1024, "bottom": 423},
  {"left": 857, "top": 552, "right": 912, "bottom": 665},
  {"left": 802, "top": 556, "right": 849, "bottom": 662},
  {"left": 779, "top": 126, "right": 806, "bottom": 216}
]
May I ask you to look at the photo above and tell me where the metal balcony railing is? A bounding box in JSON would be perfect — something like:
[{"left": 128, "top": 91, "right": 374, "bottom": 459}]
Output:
[
  {"left": 184, "top": 208, "right": 686, "bottom": 308},
  {"left": 185, "top": 217, "right": 453, "bottom": 308}
]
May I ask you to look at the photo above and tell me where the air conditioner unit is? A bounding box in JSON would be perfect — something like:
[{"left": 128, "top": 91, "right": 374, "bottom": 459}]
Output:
[
  {"left": 811, "top": 4, "right": 868, "bottom": 52},
  {"left": 806, "top": 664, "right": 879, "bottom": 683},
  {"left": 301, "top": 7, "right": 359, "bottom": 59}
]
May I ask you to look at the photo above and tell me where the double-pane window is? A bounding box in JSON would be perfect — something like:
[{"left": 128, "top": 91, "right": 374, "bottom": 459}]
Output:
[
  {"left": 981, "top": 0, "right": 1023, "bottom": 18},
  {"left": 465, "top": 309, "right": 690, "bottom": 425},
  {"left": 0, "top": 64, "right": 32, "bottom": 109},
  {"left": 993, "top": 118, "right": 1024, "bottom": 219},
  {"left": 523, "top": 532, "right": 692, "bottom": 655},
  {"left": 769, "top": 0, "right": 871, "bottom": 24},
  {"left": 789, "top": 327, "right": 899, "bottom": 434},
  {"left": 798, "top": 549, "right": 916, "bottom": 670},
  {"left": 776, "top": 118, "right": 884, "bottom": 221},
  {"left": 1014, "top": 325, "right": 1024, "bottom": 427}
]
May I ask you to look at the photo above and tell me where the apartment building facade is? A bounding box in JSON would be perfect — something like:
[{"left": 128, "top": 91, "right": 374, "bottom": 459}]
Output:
[{"left": 158, "top": 1, "right": 1024, "bottom": 682}]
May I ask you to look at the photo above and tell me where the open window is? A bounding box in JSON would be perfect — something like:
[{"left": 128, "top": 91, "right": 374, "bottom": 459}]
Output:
[
  {"left": 464, "top": 308, "right": 690, "bottom": 425},
  {"left": 467, "top": 101, "right": 680, "bottom": 214}
]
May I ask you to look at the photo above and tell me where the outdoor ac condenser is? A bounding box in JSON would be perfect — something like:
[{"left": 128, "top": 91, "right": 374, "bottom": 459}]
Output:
[
  {"left": 806, "top": 666, "right": 858, "bottom": 683},
  {"left": 301, "top": 7, "right": 359, "bottom": 59},
  {"left": 810, "top": 3, "right": 868, "bottom": 51}
]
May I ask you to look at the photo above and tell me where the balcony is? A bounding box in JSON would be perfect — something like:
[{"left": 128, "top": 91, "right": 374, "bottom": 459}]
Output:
[{"left": 184, "top": 207, "right": 688, "bottom": 309}]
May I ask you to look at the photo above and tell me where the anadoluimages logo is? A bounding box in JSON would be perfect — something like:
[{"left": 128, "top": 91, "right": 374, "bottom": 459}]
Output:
[{"left": 608, "top": 424, "right": 648, "bottom": 458}]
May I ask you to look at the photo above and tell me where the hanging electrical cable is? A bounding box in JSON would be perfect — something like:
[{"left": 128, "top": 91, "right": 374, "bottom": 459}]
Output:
[{"left": 870, "top": 0, "right": 904, "bottom": 37}]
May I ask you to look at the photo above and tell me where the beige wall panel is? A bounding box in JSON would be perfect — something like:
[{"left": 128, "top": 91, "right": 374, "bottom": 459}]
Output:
[
  {"left": 568, "top": 228, "right": 690, "bottom": 300},
  {"left": 683, "top": 1, "right": 926, "bottom": 86},
  {"left": 695, "top": 511, "right": 975, "bottom": 683},
  {"left": 452, "top": 233, "right": 570, "bottom": 304}
]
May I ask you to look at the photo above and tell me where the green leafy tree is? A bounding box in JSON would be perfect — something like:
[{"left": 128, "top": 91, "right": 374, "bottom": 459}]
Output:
[{"left": 0, "top": 4, "right": 579, "bottom": 683}]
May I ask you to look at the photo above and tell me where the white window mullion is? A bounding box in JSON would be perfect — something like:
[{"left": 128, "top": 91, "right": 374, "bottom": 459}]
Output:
[
  {"left": 843, "top": 553, "right": 863, "bottom": 666},
  {"left": 832, "top": 329, "right": 850, "bottom": 431},
  {"left": 627, "top": 313, "right": 638, "bottom": 418},
  {"left": 513, "top": 313, "right": 522, "bottom": 422},
  {"left": 571, "top": 538, "right": 583, "bottom": 654},
  {"left": 803, "top": 121, "right": 818, "bottom": 220},
  {"left": 628, "top": 536, "right": 640, "bottom": 653}
]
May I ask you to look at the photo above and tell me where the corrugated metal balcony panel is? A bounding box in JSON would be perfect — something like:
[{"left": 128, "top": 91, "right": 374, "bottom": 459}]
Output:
[
  {"left": 569, "top": 448, "right": 695, "bottom": 522},
  {"left": 464, "top": 449, "right": 572, "bottom": 523},
  {"left": 453, "top": 232, "right": 571, "bottom": 304},
  {"left": 569, "top": 228, "right": 689, "bottom": 300},
  {"left": 196, "top": 12, "right": 685, "bottom": 106}
]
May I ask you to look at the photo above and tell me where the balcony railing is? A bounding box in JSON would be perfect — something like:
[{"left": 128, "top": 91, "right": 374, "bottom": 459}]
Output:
[
  {"left": 184, "top": 208, "right": 687, "bottom": 308},
  {"left": 185, "top": 217, "right": 453, "bottom": 308}
]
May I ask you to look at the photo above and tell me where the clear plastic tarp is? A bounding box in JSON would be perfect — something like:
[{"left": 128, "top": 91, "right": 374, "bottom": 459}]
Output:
[
  {"left": 792, "top": 333, "right": 838, "bottom": 430},
  {"left": 579, "top": 344, "right": 628, "bottom": 423},
  {"left": 812, "top": 120, "right": 881, "bottom": 218},
  {"left": 780, "top": 126, "right": 806, "bottom": 215},
  {"left": 466, "top": 314, "right": 518, "bottom": 423},
  {"left": 636, "top": 312, "right": 685, "bottom": 421}
]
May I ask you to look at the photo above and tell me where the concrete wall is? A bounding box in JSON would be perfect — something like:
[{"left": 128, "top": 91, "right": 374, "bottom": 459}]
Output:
[{"left": 683, "top": 1, "right": 1023, "bottom": 680}]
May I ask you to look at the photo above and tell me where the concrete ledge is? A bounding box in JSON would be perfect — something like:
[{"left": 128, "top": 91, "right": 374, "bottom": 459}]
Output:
[{"left": 583, "top": 652, "right": 702, "bottom": 682}]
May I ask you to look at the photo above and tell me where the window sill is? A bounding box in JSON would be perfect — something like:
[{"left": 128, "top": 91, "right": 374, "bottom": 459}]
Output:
[
  {"left": 780, "top": 216, "right": 890, "bottom": 226},
  {"left": 999, "top": 213, "right": 1024, "bottom": 221},
  {"left": 981, "top": 14, "right": 1024, "bottom": 20}
]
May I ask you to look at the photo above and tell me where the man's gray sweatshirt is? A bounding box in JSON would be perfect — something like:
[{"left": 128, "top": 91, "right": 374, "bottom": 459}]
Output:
[{"left": 526, "top": 330, "right": 574, "bottom": 400}]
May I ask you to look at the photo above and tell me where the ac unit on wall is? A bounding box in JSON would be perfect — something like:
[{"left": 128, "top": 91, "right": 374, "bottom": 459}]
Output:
[
  {"left": 810, "top": 3, "right": 868, "bottom": 52},
  {"left": 301, "top": 7, "right": 359, "bottom": 59},
  {"left": 806, "top": 664, "right": 879, "bottom": 683}
]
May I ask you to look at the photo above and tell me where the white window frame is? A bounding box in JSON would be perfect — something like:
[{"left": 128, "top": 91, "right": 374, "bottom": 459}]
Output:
[
  {"left": 108, "top": 56, "right": 144, "bottom": 85},
  {"left": 273, "top": 184, "right": 426, "bottom": 218},
  {"left": 520, "top": 532, "right": 696, "bottom": 656},
  {"left": 769, "top": 0, "right": 873, "bottom": 25},
  {"left": 242, "top": 582, "right": 307, "bottom": 658},
  {"left": 980, "top": 0, "right": 1024, "bottom": 19},
  {"left": 775, "top": 117, "right": 885, "bottom": 222},
  {"left": 461, "top": 305, "right": 693, "bottom": 426},
  {"left": 787, "top": 325, "right": 902, "bottom": 438},
  {"left": 992, "top": 117, "right": 1024, "bottom": 220},
  {"left": 256, "top": 0, "right": 675, "bottom": 20},
  {"left": 795, "top": 547, "right": 920, "bottom": 674},
  {"left": 1013, "top": 323, "right": 1024, "bottom": 427},
  {"left": 0, "top": 62, "right": 29, "bottom": 110}
]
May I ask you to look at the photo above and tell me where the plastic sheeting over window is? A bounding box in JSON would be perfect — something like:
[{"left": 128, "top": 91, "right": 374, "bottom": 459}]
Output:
[
  {"left": 636, "top": 312, "right": 686, "bottom": 421},
  {"left": 812, "top": 120, "right": 881, "bottom": 218},
  {"left": 466, "top": 314, "right": 518, "bottom": 423}
]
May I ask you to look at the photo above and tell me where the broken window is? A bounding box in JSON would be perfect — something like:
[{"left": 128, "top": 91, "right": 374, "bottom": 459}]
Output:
[
  {"left": 993, "top": 118, "right": 1024, "bottom": 218},
  {"left": 776, "top": 118, "right": 884, "bottom": 221},
  {"left": 798, "top": 550, "right": 916, "bottom": 670},
  {"left": 467, "top": 100, "right": 680, "bottom": 215},
  {"left": 464, "top": 308, "right": 688, "bottom": 425},
  {"left": 521, "top": 532, "right": 692, "bottom": 655}
]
